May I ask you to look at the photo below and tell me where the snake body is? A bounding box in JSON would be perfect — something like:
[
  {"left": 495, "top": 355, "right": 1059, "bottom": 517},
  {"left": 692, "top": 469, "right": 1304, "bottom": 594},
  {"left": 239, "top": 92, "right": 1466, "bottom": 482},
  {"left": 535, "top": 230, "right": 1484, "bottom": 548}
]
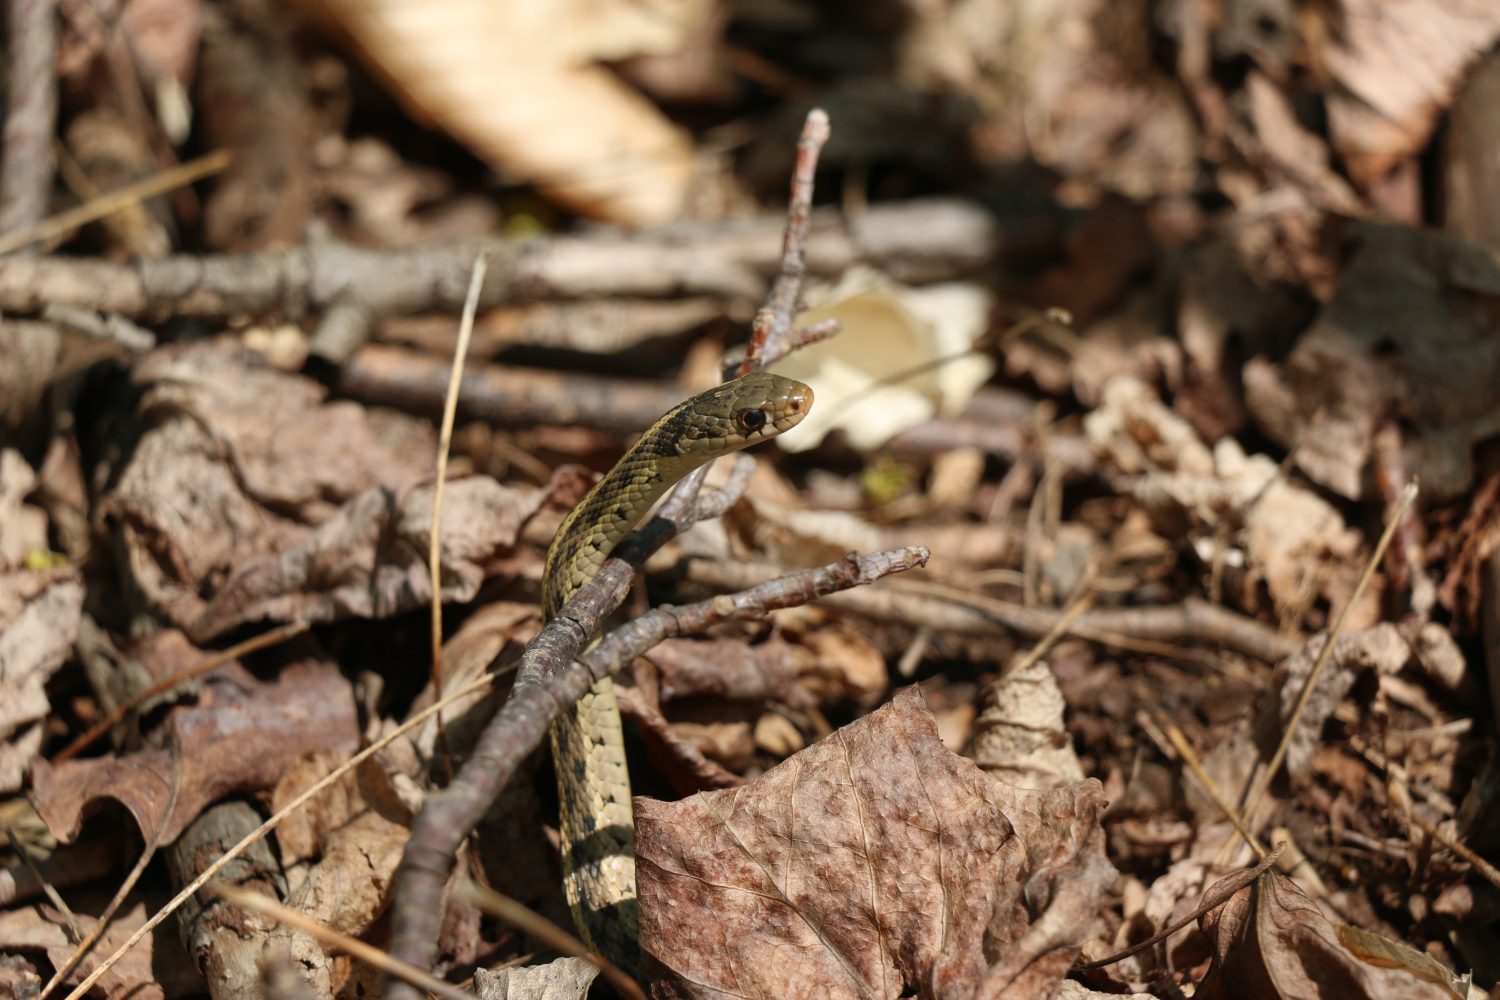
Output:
[{"left": 542, "top": 372, "right": 813, "bottom": 971}]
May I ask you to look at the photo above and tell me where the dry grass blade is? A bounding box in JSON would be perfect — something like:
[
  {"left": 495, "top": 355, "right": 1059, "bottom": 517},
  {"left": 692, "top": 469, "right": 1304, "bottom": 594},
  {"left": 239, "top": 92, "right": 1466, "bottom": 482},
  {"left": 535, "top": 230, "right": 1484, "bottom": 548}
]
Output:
[
  {"left": 0, "top": 149, "right": 231, "bottom": 256},
  {"left": 1220, "top": 481, "right": 1418, "bottom": 862},
  {"left": 429, "top": 251, "right": 489, "bottom": 769}
]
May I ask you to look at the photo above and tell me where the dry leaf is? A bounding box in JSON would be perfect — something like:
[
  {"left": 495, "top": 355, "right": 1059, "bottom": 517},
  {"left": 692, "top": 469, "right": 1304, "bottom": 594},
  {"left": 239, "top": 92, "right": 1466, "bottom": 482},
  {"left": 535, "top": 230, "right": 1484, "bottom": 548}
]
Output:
[
  {"left": 99, "top": 339, "right": 444, "bottom": 634},
  {"left": 773, "top": 269, "right": 995, "bottom": 453},
  {"left": 1276, "top": 625, "right": 1411, "bottom": 782},
  {"left": 1088, "top": 375, "right": 1378, "bottom": 628},
  {"left": 1317, "top": 0, "right": 1500, "bottom": 185},
  {"left": 1243, "top": 221, "right": 1500, "bottom": 501},
  {"left": 474, "top": 957, "right": 598, "bottom": 1000},
  {"left": 636, "top": 687, "right": 1115, "bottom": 999},
  {"left": 1197, "top": 868, "right": 1464, "bottom": 999},
  {"left": 0, "top": 902, "right": 193, "bottom": 1000},
  {"left": 969, "top": 660, "right": 1085, "bottom": 791},
  {"left": 31, "top": 661, "right": 358, "bottom": 844},
  {"left": 266, "top": 753, "right": 410, "bottom": 998},
  {"left": 0, "top": 450, "right": 48, "bottom": 568},
  {"left": 0, "top": 571, "right": 83, "bottom": 794},
  {"left": 302, "top": 0, "right": 697, "bottom": 224},
  {"left": 192, "top": 475, "right": 544, "bottom": 639}
]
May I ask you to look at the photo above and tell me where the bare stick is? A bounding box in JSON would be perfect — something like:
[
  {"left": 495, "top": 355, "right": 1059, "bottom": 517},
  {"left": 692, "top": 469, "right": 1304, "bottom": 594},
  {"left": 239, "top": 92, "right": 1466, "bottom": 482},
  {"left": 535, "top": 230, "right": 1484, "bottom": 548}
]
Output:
[
  {"left": 739, "top": 109, "right": 831, "bottom": 374},
  {"left": 0, "top": 0, "right": 58, "bottom": 244}
]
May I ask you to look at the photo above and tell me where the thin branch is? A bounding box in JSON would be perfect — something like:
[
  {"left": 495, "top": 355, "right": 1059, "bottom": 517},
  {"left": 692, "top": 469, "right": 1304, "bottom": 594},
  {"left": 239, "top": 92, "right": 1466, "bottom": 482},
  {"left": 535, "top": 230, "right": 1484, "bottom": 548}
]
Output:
[{"left": 739, "top": 108, "right": 830, "bottom": 374}]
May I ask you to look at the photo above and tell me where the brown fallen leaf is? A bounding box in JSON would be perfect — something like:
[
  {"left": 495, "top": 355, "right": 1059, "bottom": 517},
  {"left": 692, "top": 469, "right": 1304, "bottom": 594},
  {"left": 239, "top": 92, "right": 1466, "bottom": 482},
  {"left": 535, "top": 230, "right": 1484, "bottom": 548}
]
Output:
[
  {"left": 1243, "top": 221, "right": 1500, "bottom": 501},
  {"left": 266, "top": 752, "right": 411, "bottom": 999},
  {"left": 31, "top": 661, "right": 358, "bottom": 844},
  {"left": 0, "top": 570, "right": 83, "bottom": 794},
  {"left": 1197, "top": 868, "right": 1466, "bottom": 999},
  {"left": 0, "top": 900, "right": 201, "bottom": 1000},
  {"left": 190, "top": 475, "right": 544, "bottom": 640},
  {"left": 636, "top": 687, "right": 1115, "bottom": 999},
  {"left": 97, "top": 339, "right": 444, "bottom": 633},
  {"left": 1316, "top": 0, "right": 1500, "bottom": 192},
  {"left": 969, "top": 659, "right": 1085, "bottom": 791}
]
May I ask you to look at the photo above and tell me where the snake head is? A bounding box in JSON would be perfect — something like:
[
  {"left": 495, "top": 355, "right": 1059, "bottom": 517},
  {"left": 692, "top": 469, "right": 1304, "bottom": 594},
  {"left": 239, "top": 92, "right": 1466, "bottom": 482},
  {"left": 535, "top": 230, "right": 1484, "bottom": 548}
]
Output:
[{"left": 667, "top": 371, "right": 813, "bottom": 455}]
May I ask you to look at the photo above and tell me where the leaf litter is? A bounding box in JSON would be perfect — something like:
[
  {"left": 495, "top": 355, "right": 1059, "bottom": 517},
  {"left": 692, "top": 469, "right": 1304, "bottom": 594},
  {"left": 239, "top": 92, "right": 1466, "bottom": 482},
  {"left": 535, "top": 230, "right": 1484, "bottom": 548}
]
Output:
[{"left": 3, "top": 0, "right": 1500, "bottom": 997}]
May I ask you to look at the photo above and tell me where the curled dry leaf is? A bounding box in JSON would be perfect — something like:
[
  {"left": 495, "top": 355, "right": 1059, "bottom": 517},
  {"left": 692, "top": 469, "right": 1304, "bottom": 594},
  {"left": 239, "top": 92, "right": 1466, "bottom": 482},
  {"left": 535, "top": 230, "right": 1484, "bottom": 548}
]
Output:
[
  {"left": 774, "top": 268, "right": 995, "bottom": 454},
  {"left": 636, "top": 687, "right": 1115, "bottom": 999},
  {"left": 969, "top": 659, "right": 1085, "bottom": 791},
  {"left": 0, "top": 570, "right": 83, "bottom": 794},
  {"left": 266, "top": 753, "right": 410, "bottom": 999},
  {"left": 31, "top": 661, "right": 358, "bottom": 844},
  {"left": 1197, "top": 868, "right": 1466, "bottom": 1000}
]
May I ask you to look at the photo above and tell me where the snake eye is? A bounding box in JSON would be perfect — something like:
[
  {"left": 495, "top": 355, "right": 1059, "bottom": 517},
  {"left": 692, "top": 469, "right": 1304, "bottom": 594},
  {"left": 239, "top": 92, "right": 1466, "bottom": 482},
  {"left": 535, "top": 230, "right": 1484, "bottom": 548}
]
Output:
[{"left": 736, "top": 408, "right": 768, "bottom": 433}]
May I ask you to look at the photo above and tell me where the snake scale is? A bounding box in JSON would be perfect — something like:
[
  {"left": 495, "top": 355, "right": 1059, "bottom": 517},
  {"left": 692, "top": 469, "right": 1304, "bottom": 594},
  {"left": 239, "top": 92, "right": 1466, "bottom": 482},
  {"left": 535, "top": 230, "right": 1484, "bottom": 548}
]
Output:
[{"left": 542, "top": 371, "right": 814, "bottom": 972}]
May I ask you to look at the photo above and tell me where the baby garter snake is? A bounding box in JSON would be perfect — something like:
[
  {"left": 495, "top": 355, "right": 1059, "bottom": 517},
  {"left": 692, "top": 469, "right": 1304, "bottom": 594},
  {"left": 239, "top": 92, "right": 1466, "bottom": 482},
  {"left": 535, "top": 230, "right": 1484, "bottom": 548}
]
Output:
[{"left": 542, "top": 371, "right": 813, "bottom": 973}]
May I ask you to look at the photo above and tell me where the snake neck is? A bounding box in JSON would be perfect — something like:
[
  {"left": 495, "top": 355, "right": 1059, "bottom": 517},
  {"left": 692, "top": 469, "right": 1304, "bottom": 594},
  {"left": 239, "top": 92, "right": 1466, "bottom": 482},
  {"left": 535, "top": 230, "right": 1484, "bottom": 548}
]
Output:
[{"left": 542, "top": 440, "right": 698, "bottom": 620}]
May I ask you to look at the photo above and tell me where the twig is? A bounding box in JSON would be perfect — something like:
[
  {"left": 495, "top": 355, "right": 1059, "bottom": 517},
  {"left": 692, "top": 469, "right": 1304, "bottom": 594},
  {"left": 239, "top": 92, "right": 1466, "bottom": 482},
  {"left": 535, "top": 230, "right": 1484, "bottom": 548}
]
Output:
[
  {"left": 0, "top": 0, "right": 58, "bottom": 245},
  {"left": 4, "top": 825, "right": 79, "bottom": 939},
  {"left": 205, "top": 883, "right": 473, "bottom": 1000},
  {"left": 1222, "top": 481, "right": 1417, "bottom": 860},
  {"left": 52, "top": 620, "right": 310, "bottom": 763},
  {"left": 685, "top": 561, "right": 1300, "bottom": 664},
  {"left": 1073, "top": 846, "right": 1283, "bottom": 972},
  {"left": 0, "top": 149, "right": 232, "bottom": 256},
  {"left": 0, "top": 197, "right": 1047, "bottom": 322},
  {"left": 429, "top": 253, "right": 488, "bottom": 774},
  {"left": 455, "top": 880, "right": 647, "bottom": 1000},
  {"left": 739, "top": 109, "right": 830, "bottom": 374}
]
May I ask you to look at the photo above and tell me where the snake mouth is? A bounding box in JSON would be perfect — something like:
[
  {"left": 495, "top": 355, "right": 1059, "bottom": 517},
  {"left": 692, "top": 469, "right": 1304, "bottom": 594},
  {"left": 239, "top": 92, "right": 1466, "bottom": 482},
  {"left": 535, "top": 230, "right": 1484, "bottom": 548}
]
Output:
[{"left": 774, "top": 383, "right": 813, "bottom": 431}]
